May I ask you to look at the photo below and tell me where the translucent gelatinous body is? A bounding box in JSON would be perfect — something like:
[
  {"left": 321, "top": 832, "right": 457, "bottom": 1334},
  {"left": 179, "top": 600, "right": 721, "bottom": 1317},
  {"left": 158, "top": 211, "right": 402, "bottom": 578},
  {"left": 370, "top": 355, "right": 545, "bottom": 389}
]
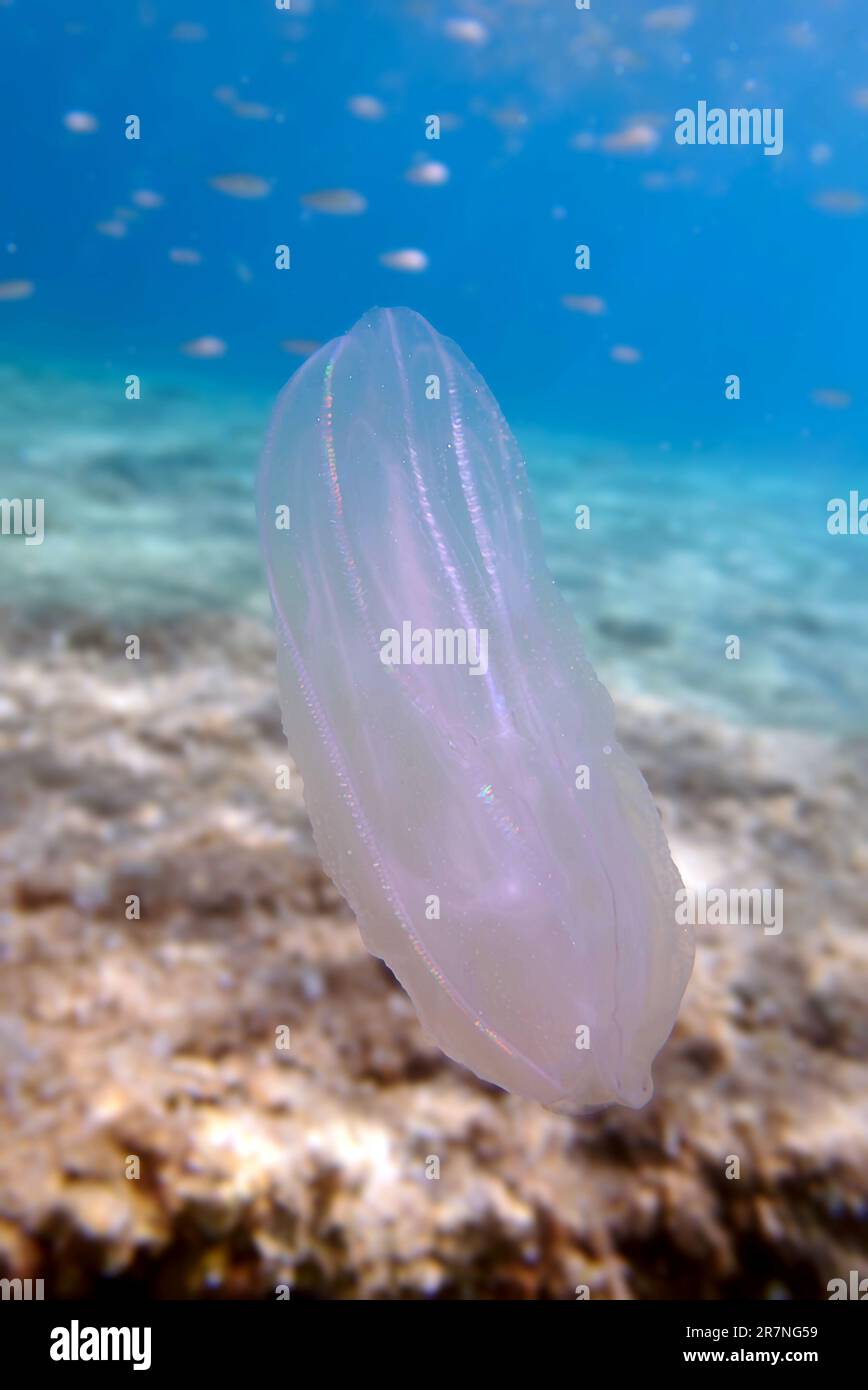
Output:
[{"left": 257, "top": 307, "right": 693, "bottom": 1111}]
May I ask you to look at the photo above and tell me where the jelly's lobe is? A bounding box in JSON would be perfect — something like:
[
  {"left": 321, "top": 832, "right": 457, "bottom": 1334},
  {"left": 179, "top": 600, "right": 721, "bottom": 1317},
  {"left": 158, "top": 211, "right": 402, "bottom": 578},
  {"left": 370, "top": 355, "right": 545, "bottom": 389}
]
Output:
[{"left": 257, "top": 306, "right": 694, "bottom": 1112}]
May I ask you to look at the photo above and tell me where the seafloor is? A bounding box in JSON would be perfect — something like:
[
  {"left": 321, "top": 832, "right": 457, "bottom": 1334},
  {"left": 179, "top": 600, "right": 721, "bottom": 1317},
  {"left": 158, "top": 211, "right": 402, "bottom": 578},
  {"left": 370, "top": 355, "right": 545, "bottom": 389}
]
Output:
[{"left": 1, "top": 369, "right": 866, "bottom": 1297}]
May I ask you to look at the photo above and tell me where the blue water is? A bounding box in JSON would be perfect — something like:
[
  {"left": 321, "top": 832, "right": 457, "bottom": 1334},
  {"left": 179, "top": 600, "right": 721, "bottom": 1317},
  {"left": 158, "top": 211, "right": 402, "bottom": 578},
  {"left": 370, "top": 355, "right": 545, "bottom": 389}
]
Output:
[{"left": 1, "top": 1, "right": 866, "bottom": 731}]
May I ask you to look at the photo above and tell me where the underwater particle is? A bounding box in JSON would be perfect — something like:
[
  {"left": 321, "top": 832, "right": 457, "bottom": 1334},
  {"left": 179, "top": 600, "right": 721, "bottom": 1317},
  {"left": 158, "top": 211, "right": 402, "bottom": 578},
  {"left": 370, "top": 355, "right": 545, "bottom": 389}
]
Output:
[
  {"left": 811, "top": 190, "right": 865, "bottom": 215},
  {"left": 444, "top": 17, "right": 489, "bottom": 45},
  {"left": 601, "top": 121, "right": 660, "bottom": 154},
  {"left": 611, "top": 344, "right": 641, "bottom": 364},
  {"left": 256, "top": 306, "right": 693, "bottom": 1113},
  {"left": 209, "top": 173, "right": 272, "bottom": 199},
  {"left": 562, "top": 294, "right": 606, "bottom": 316},
  {"left": 379, "top": 248, "right": 428, "bottom": 272},
  {"left": 63, "top": 110, "right": 98, "bottom": 133},
  {"left": 300, "top": 188, "right": 367, "bottom": 215},
  {"left": 808, "top": 142, "right": 832, "bottom": 166},
  {"left": 181, "top": 335, "right": 227, "bottom": 358},
  {"left": 236, "top": 261, "right": 253, "bottom": 283},
  {"left": 810, "top": 388, "right": 851, "bottom": 410},
  {"left": 0, "top": 279, "right": 34, "bottom": 301},
  {"left": 281, "top": 338, "right": 322, "bottom": 356},
  {"left": 131, "top": 189, "right": 164, "bottom": 209},
  {"left": 405, "top": 161, "right": 450, "bottom": 186},
  {"left": 570, "top": 132, "right": 596, "bottom": 151},
  {"left": 95, "top": 219, "right": 128, "bottom": 238},
  {"left": 643, "top": 5, "right": 694, "bottom": 31},
  {"left": 852, "top": 87, "right": 868, "bottom": 111},
  {"left": 169, "top": 247, "right": 202, "bottom": 265},
  {"left": 348, "top": 94, "right": 385, "bottom": 121}
]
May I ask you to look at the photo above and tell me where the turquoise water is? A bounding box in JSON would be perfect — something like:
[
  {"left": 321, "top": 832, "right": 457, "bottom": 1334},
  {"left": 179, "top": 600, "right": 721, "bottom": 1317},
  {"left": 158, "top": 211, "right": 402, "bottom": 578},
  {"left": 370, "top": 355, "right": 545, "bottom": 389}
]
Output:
[
  {"left": 2, "top": 363, "right": 863, "bottom": 733},
  {"left": 1, "top": 3, "right": 866, "bottom": 734}
]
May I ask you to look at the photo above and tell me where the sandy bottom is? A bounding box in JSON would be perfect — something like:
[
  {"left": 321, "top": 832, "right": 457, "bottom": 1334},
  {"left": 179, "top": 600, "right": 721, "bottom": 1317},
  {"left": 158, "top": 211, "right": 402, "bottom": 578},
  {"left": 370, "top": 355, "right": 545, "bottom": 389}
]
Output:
[{"left": 0, "top": 607, "right": 866, "bottom": 1298}]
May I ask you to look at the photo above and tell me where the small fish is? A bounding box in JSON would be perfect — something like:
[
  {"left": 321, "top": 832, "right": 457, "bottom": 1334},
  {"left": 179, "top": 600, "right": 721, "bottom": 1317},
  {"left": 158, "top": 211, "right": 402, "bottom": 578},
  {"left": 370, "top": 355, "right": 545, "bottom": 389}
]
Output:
[
  {"left": 348, "top": 95, "right": 385, "bottom": 121},
  {"left": 379, "top": 248, "right": 428, "bottom": 272},
  {"left": 181, "top": 336, "right": 227, "bottom": 358},
  {"left": 811, "top": 388, "right": 851, "bottom": 410},
  {"left": 405, "top": 161, "right": 449, "bottom": 186},
  {"left": 132, "top": 189, "right": 164, "bottom": 209},
  {"left": 169, "top": 248, "right": 202, "bottom": 265},
  {"left": 170, "top": 21, "right": 207, "bottom": 41},
  {"left": 642, "top": 5, "right": 694, "bottom": 32},
  {"left": 63, "top": 110, "right": 98, "bottom": 133},
  {"left": 300, "top": 188, "right": 367, "bottom": 215},
  {"left": 232, "top": 100, "right": 271, "bottom": 121},
  {"left": 611, "top": 345, "right": 641, "bottom": 364},
  {"left": 562, "top": 295, "right": 606, "bottom": 316},
  {"left": 809, "top": 143, "right": 832, "bottom": 166},
  {"left": 209, "top": 173, "right": 272, "bottom": 199},
  {"left": 601, "top": 122, "right": 660, "bottom": 154},
  {"left": 281, "top": 338, "right": 322, "bottom": 356},
  {"left": 96, "top": 219, "right": 128, "bottom": 238},
  {"left": 0, "top": 279, "right": 34, "bottom": 302},
  {"left": 785, "top": 21, "right": 816, "bottom": 49},
  {"left": 812, "top": 190, "right": 865, "bottom": 215},
  {"left": 444, "top": 17, "right": 488, "bottom": 45},
  {"left": 490, "top": 107, "right": 528, "bottom": 130}
]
